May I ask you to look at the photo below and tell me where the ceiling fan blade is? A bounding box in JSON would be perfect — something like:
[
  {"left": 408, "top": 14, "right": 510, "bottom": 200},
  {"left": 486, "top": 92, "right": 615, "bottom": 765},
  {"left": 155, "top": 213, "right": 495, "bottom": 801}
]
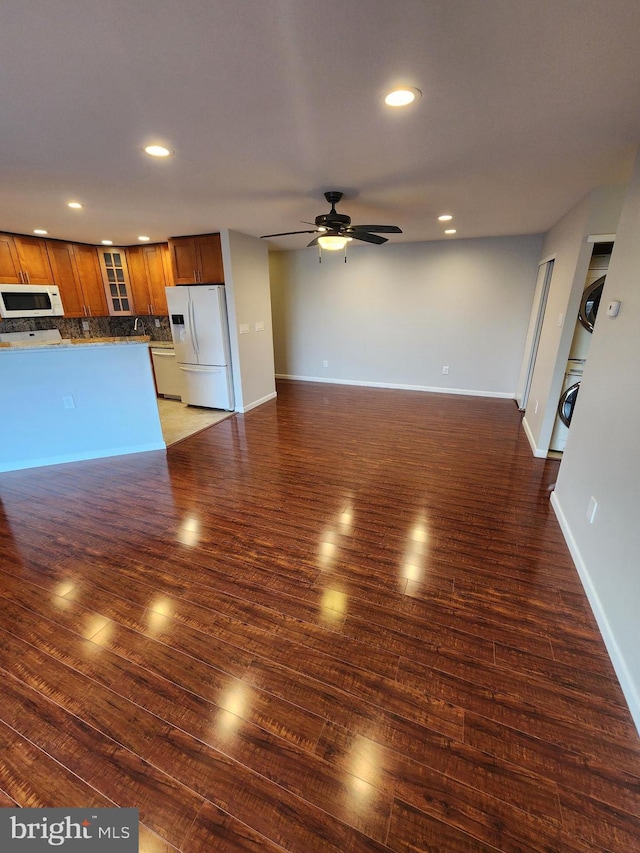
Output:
[
  {"left": 307, "top": 236, "right": 321, "bottom": 247},
  {"left": 350, "top": 225, "right": 402, "bottom": 233},
  {"left": 349, "top": 231, "right": 387, "bottom": 244},
  {"left": 260, "top": 229, "right": 318, "bottom": 238}
]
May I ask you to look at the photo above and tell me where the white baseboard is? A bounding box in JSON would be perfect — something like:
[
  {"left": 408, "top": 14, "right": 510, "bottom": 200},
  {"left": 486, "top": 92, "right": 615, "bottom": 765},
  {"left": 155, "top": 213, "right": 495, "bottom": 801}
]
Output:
[
  {"left": 521, "top": 415, "right": 547, "bottom": 457},
  {"left": 0, "top": 442, "right": 166, "bottom": 473},
  {"left": 275, "top": 374, "right": 514, "bottom": 399},
  {"left": 550, "top": 490, "right": 640, "bottom": 736},
  {"left": 238, "top": 390, "right": 277, "bottom": 413}
]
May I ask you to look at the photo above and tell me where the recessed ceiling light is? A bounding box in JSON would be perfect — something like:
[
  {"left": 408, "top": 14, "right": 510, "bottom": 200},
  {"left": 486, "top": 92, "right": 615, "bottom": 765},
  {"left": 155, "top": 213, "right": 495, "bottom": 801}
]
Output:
[
  {"left": 138, "top": 235, "right": 151, "bottom": 242},
  {"left": 444, "top": 229, "right": 457, "bottom": 235},
  {"left": 384, "top": 87, "right": 422, "bottom": 107},
  {"left": 33, "top": 229, "right": 48, "bottom": 235},
  {"left": 101, "top": 240, "right": 113, "bottom": 245},
  {"left": 438, "top": 214, "right": 453, "bottom": 222},
  {"left": 144, "top": 144, "right": 173, "bottom": 158},
  {"left": 68, "top": 201, "right": 83, "bottom": 209}
]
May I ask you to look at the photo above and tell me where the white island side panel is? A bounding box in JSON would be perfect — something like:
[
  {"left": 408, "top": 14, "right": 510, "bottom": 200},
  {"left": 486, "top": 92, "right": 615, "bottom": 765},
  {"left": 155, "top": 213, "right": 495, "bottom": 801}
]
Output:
[{"left": 0, "top": 342, "right": 165, "bottom": 472}]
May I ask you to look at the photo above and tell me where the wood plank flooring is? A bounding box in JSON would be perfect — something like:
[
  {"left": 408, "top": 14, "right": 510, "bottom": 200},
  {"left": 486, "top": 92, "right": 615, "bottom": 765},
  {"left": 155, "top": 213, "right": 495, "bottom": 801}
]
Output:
[{"left": 0, "top": 378, "right": 638, "bottom": 852}]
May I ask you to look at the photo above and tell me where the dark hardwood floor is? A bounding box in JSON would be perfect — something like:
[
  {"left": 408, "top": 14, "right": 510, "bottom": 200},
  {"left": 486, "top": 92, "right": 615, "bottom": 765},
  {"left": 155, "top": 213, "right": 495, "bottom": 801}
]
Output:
[{"left": 0, "top": 379, "right": 638, "bottom": 852}]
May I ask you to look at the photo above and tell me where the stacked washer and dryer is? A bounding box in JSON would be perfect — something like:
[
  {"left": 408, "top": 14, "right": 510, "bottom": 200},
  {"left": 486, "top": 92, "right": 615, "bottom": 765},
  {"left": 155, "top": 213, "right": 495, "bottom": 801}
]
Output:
[{"left": 549, "top": 243, "right": 611, "bottom": 452}]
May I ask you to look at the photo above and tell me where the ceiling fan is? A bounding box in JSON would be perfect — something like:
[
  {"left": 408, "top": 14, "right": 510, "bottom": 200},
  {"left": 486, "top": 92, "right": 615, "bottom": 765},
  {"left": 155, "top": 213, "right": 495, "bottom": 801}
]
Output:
[{"left": 260, "top": 191, "right": 402, "bottom": 251}]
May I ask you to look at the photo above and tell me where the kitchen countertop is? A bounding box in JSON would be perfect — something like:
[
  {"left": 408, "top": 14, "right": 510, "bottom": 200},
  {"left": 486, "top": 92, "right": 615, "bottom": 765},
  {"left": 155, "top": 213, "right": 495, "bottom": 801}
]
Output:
[
  {"left": 148, "top": 340, "right": 175, "bottom": 349},
  {"left": 0, "top": 335, "right": 152, "bottom": 352}
]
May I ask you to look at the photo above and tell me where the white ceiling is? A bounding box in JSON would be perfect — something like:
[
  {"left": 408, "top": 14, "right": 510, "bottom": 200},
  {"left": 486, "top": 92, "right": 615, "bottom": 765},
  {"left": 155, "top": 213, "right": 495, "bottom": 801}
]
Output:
[{"left": 2, "top": 0, "right": 640, "bottom": 251}]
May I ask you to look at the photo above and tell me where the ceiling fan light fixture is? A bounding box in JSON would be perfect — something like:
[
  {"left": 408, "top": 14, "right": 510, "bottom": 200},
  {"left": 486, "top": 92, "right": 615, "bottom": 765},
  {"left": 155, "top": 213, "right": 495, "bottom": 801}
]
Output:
[
  {"left": 318, "top": 235, "right": 352, "bottom": 251},
  {"left": 384, "top": 87, "right": 421, "bottom": 107},
  {"left": 438, "top": 214, "right": 453, "bottom": 221}
]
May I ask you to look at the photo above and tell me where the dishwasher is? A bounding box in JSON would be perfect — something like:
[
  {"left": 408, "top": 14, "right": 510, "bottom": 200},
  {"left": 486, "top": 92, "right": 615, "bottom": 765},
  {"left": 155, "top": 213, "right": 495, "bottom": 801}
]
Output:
[{"left": 150, "top": 347, "right": 183, "bottom": 399}]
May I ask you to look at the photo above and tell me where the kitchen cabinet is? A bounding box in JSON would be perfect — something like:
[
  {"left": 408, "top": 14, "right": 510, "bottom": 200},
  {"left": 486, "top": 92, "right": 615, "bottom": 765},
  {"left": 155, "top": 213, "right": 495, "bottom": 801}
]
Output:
[
  {"left": 47, "top": 241, "right": 108, "bottom": 317},
  {"left": 0, "top": 232, "right": 53, "bottom": 284},
  {"left": 0, "top": 233, "right": 22, "bottom": 282},
  {"left": 126, "top": 243, "right": 169, "bottom": 315},
  {"left": 168, "top": 233, "right": 224, "bottom": 284},
  {"left": 97, "top": 248, "right": 133, "bottom": 315}
]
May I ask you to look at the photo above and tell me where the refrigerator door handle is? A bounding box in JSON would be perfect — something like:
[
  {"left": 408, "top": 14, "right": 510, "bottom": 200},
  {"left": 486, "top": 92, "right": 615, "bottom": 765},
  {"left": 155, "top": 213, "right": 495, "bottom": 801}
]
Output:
[
  {"left": 187, "top": 296, "right": 200, "bottom": 357},
  {"left": 179, "top": 365, "right": 223, "bottom": 373}
]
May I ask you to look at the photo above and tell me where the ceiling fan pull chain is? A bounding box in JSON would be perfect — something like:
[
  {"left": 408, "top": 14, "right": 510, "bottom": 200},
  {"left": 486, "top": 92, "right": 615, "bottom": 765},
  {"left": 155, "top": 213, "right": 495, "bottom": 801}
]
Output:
[
  {"left": 318, "top": 246, "right": 322, "bottom": 263},
  {"left": 344, "top": 246, "right": 348, "bottom": 263}
]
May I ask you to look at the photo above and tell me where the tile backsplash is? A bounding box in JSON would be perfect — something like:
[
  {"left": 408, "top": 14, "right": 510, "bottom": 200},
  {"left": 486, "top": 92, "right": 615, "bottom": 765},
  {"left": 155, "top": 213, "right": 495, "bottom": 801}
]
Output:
[{"left": 0, "top": 315, "right": 172, "bottom": 341}]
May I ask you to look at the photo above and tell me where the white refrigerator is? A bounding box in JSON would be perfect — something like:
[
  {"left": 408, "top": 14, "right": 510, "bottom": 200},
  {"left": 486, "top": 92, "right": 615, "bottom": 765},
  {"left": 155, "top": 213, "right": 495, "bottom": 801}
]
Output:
[{"left": 165, "top": 284, "right": 235, "bottom": 410}]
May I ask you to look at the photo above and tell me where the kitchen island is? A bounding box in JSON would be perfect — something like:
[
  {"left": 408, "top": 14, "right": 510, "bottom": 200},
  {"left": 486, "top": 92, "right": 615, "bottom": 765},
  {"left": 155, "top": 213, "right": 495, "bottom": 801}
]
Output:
[{"left": 0, "top": 336, "right": 165, "bottom": 473}]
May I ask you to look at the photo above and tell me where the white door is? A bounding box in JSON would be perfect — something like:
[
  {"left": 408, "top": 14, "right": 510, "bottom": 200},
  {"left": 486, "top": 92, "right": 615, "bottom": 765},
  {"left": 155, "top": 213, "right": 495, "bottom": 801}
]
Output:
[
  {"left": 189, "top": 285, "right": 230, "bottom": 366},
  {"left": 166, "top": 286, "right": 197, "bottom": 365}
]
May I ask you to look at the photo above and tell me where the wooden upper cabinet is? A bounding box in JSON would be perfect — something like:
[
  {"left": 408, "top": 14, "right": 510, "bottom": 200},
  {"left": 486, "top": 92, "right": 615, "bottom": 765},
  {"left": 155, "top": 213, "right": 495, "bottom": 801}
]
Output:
[
  {"left": 46, "top": 242, "right": 108, "bottom": 317},
  {"left": 168, "top": 234, "right": 224, "bottom": 284},
  {"left": 0, "top": 233, "right": 22, "bottom": 283},
  {"left": 197, "top": 234, "right": 224, "bottom": 283},
  {"left": 125, "top": 244, "right": 169, "bottom": 315},
  {"left": 125, "top": 246, "right": 149, "bottom": 314},
  {"left": 144, "top": 244, "right": 169, "bottom": 315},
  {"left": 74, "top": 244, "right": 108, "bottom": 316},
  {"left": 47, "top": 242, "right": 84, "bottom": 316},
  {"left": 97, "top": 248, "right": 133, "bottom": 315},
  {"left": 0, "top": 232, "right": 53, "bottom": 284},
  {"left": 168, "top": 237, "right": 199, "bottom": 284},
  {"left": 13, "top": 235, "right": 54, "bottom": 284}
]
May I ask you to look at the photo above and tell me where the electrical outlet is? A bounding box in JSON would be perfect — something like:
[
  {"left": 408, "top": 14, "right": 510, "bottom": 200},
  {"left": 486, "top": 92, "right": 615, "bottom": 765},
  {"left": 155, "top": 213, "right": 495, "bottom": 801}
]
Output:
[
  {"left": 587, "top": 496, "right": 598, "bottom": 523},
  {"left": 323, "top": 360, "right": 329, "bottom": 368},
  {"left": 63, "top": 395, "right": 75, "bottom": 409},
  {"left": 155, "top": 318, "right": 161, "bottom": 327},
  {"left": 442, "top": 366, "right": 449, "bottom": 375},
  {"left": 82, "top": 320, "right": 90, "bottom": 331}
]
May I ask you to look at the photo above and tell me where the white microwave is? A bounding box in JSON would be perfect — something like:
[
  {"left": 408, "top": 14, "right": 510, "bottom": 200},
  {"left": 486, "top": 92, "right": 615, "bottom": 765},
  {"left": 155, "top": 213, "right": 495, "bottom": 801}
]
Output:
[{"left": 0, "top": 283, "right": 65, "bottom": 318}]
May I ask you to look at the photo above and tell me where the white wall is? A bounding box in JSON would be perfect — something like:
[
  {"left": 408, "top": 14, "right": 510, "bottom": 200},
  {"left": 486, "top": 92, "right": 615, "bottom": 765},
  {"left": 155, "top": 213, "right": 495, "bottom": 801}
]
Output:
[
  {"left": 0, "top": 342, "right": 164, "bottom": 472},
  {"left": 221, "top": 230, "right": 277, "bottom": 412},
  {"left": 522, "top": 187, "right": 625, "bottom": 455},
  {"left": 270, "top": 235, "right": 542, "bottom": 397},
  {"left": 551, "top": 155, "right": 640, "bottom": 732}
]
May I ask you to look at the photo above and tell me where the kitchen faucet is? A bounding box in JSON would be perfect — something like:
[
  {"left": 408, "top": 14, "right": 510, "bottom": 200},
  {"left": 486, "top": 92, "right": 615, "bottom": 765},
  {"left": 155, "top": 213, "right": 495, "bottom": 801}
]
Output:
[{"left": 133, "top": 316, "right": 143, "bottom": 333}]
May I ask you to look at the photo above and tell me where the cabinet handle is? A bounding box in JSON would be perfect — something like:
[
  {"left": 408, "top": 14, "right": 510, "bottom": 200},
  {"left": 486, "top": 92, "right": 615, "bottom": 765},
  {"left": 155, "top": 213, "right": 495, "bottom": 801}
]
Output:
[
  {"left": 148, "top": 303, "right": 153, "bottom": 315},
  {"left": 18, "top": 271, "right": 23, "bottom": 283},
  {"left": 193, "top": 269, "right": 197, "bottom": 283},
  {"left": 24, "top": 270, "right": 31, "bottom": 283}
]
